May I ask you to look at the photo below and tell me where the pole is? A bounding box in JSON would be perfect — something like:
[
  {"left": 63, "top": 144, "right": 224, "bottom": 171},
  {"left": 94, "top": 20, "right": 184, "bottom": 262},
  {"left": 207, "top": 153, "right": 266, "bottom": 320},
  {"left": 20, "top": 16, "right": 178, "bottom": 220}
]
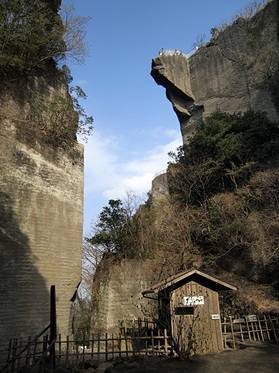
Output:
[{"left": 50, "top": 285, "right": 57, "bottom": 369}]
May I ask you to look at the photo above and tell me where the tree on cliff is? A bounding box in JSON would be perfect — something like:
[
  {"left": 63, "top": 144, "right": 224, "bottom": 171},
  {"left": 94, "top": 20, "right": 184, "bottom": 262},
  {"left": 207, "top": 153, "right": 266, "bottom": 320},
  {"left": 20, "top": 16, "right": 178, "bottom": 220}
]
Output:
[
  {"left": 168, "top": 111, "right": 279, "bottom": 206},
  {"left": 86, "top": 199, "right": 132, "bottom": 254},
  {"left": 84, "top": 193, "right": 149, "bottom": 262},
  {"left": 0, "top": 0, "right": 90, "bottom": 71}
]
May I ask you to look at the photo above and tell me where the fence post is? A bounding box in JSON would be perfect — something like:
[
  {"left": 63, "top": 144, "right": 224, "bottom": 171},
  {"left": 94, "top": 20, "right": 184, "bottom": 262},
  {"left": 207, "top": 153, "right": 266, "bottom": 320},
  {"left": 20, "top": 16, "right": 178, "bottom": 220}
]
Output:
[
  {"left": 91, "top": 333, "right": 94, "bottom": 360},
  {"left": 151, "top": 331, "right": 154, "bottom": 356},
  {"left": 58, "top": 334, "right": 62, "bottom": 366},
  {"left": 17, "top": 337, "right": 23, "bottom": 371},
  {"left": 11, "top": 338, "right": 17, "bottom": 371},
  {"left": 229, "top": 317, "right": 236, "bottom": 349},
  {"left": 164, "top": 329, "right": 168, "bottom": 355},
  {"left": 66, "top": 336, "right": 69, "bottom": 368},
  {"left": 26, "top": 336, "right": 32, "bottom": 366},
  {"left": 112, "top": 333, "right": 114, "bottom": 360},
  {"left": 82, "top": 334, "right": 86, "bottom": 368},
  {"left": 264, "top": 315, "right": 271, "bottom": 341},
  {"left": 268, "top": 315, "right": 279, "bottom": 343},
  {"left": 7, "top": 339, "right": 12, "bottom": 370},
  {"left": 50, "top": 285, "right": 57, "bottom": 370},
  {"left": 105, "top": 333, "right": 108, "bottom": 361},
  {"left": 97, "top": 335, "right": 100, "bottom": 362},
  {"left": 257, "top": 316, "right": 264, "bottom": 341},
  {"left": 245, "top": 317, "right": 252, "bottom": 341}
]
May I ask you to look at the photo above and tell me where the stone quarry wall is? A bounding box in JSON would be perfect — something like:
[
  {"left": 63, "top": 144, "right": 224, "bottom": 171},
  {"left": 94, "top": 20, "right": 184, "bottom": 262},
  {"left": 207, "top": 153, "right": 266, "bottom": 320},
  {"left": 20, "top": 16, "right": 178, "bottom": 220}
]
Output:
[
  {"left": 0, "top": 71, "right": 84, "bottom": 351},
  {"left": 93, "top": 2, "right": 279, "bottom": 333},
  {"left": 151, "top": 172, "right": 169, "bottom": 206},
  {"left": 91, "top": 258, "right": 158, "bottom": 334},
  {"left": 151, "top": 0, "right": 279, "bottom": 143}
]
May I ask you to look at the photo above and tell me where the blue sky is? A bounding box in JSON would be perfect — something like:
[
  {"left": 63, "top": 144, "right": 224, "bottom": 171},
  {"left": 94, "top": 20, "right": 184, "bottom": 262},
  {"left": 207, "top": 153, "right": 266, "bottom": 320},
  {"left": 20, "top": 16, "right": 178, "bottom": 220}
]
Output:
[{"left": 61, "top": 0, "right": 254, "bottom": 235}]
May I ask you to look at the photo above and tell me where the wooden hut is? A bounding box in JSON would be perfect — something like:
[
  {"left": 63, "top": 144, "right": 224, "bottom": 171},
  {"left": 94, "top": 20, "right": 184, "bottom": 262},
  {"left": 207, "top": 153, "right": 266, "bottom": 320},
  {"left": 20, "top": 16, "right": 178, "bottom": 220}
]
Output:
[{"left": 143, "top": 268, "right": 236, "bottom": 355}]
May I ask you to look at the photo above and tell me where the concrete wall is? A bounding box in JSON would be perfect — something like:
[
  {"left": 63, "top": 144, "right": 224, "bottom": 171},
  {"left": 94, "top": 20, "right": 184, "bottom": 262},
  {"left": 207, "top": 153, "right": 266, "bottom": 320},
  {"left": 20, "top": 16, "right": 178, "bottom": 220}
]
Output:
[{"left": 0, "top": 73, "right": 84, "bottom": 351}]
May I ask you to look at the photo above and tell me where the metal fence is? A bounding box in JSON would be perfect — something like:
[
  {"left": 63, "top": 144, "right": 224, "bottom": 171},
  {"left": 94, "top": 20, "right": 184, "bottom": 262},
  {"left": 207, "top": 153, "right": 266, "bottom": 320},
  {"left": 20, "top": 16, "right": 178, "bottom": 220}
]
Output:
[{"left": 158, "top": 47, "right": 199, "bottom": 59}]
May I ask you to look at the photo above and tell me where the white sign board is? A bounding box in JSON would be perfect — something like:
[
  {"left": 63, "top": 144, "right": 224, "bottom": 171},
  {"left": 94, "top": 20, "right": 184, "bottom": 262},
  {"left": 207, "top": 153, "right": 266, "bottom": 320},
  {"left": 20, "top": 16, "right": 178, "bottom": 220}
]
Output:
[
  {"left": 247, "top": 315, "right": 257, "bottom": 322},
  {"left": 211, "top": 314, "right": 220, "bottom": 320},
  {"left": 182, "top": 296, "right": 204, "bottom": 306}
]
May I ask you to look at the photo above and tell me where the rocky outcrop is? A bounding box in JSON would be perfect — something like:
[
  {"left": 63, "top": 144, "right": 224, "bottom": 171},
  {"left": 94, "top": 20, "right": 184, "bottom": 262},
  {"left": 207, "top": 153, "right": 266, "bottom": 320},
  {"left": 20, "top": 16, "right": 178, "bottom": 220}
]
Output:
[
  {"left": 91, "top": 258, "right": 158, "bottom": 333},
  {"left": 151, "top": 172, "right": 169, "bottom": 206},
  {"left": 151, "top": 0, "right": 279, "bottom": 143},
  {"left": 0, "top": 69, "right": 84, "bottom": 351}
]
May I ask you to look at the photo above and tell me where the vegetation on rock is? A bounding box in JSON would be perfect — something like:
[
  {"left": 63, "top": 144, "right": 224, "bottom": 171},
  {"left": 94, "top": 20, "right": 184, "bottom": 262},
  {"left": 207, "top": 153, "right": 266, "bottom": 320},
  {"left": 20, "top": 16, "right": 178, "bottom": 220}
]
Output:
[
  {"left": 0, "top": 0, "right": 93, "bottom": 145},
  {"left": 85, "top": 111, "right": 279, "bottom": 318},
  {"left": 0, "top": 0, "right": 90, "bottom": 71},
  {"left": 210, "top": 0, "right": 271, "bottom": 40},
  {"left": 167, "top": 111, "right": 279, "bottom": 206}
]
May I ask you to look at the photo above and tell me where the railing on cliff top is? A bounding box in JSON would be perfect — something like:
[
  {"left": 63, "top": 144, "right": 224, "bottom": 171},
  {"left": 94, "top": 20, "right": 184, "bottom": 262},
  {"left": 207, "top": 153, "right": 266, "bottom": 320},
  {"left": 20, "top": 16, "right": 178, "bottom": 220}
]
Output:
[
  {"left": 158, "top": 46, "right": 199, "bottom": 59},
  {"left": 154, "top": 169, "right": 167, "bottom": 177}
]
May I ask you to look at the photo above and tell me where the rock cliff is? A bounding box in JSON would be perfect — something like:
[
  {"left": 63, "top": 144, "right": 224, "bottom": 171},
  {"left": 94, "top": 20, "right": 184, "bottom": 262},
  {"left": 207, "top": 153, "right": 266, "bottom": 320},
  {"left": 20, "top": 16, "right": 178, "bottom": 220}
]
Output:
[
  {"left": 91, "top": 258, "right": 157, "bottom": 334},
  {"left": 151, "top": 0, "right": 279, "bottom": 143},
  {"left": 91, "top": 1, "right": 279, "bottom": 335},
  {"left": 0, "top": 68, "right": 84, "bottom": 350}
]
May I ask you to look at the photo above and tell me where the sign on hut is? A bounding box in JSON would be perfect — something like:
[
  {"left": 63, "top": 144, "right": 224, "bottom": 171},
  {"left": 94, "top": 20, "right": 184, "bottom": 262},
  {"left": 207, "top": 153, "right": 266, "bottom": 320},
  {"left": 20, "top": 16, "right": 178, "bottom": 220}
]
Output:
[{"left": 143, "top": 268, "right": 236, "bottom": 355}]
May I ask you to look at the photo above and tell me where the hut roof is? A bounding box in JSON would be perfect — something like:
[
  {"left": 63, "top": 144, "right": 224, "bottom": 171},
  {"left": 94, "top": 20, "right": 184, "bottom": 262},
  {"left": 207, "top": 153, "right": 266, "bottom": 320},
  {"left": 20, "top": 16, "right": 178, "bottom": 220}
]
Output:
[{"left": 142, "top": 268, "right": 237, "bottom": 295}]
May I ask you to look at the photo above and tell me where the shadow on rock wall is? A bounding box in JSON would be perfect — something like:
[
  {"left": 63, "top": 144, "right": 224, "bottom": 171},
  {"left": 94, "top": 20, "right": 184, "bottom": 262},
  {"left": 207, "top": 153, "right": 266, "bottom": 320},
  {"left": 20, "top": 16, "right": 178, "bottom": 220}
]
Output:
[{"left": 0, "top": 192, "right": 50, "bottom": 350}]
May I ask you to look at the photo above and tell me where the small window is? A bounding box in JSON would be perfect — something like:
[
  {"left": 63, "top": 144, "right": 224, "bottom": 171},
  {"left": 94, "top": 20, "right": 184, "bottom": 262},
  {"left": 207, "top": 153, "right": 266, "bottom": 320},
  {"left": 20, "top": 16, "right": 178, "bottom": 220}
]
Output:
[{"left": 175, "top": 307, "right": 194, "bottom": 315}]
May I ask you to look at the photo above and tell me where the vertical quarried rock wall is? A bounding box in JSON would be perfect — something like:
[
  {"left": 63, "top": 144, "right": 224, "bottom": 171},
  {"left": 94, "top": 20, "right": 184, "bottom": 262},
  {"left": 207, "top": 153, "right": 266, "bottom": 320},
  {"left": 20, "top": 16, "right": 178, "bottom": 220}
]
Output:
[
  {"left": 0, "top": 71, "right": 84, "bottom": 351},
  {"left": 91, "top": 258, "right": 157, "bottom": 334},
  {"left": 151, "top": 0, "right": 279, "bottom": 143}
]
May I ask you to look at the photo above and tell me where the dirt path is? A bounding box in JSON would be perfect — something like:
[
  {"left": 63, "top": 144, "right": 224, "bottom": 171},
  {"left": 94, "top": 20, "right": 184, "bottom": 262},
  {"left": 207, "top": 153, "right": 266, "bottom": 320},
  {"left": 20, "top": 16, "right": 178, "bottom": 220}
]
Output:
[{"left": 96, "top": 342, "right": 279, "bottom": 373}]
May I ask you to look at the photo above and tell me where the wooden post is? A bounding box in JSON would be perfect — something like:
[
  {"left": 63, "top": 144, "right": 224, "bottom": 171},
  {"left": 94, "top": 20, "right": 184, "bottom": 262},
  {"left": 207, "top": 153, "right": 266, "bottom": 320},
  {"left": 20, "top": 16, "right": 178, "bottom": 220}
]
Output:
[
  {"left": 118, "top": 333, "right": 121, "bottom": 359},
  {"left": 223, "top": 318, "right": 227, "bottom": 348},
  {"left": 91, "top": 333, "right": 94, "bottom": 359},
  {"left": 157, "top": 329, "right": 161, "bottom": 354},
  {"left": 58, "top": 334, "right": 62, "bottom": 366},
  {"left": 26, "top": 336, "right": 32, "bottom": 366},
  {"left": 125, "top": 334, "right": 128, "bottom": 358},
  {"left": 151, "top": 331, "right": 154, "bottom": 356},
  {"left": 11, "top": 338, "right": 17, "bottom": 371},
  {"left": 264, "top": 315, "right": 271, "bottom": 341},
  {"left": 82, "top": 334, "right": 86, "bottom": 368},
  {"left": 105, "top": 333, "right": 108, "bottom": 361},
  {"left": 97, "top": 335, "right": 100, "bottom": 361},
  {"left": 17, "top": 337, "right": 23, "bottom": 370},
  {"left": 164, "top": 329, "right": 168, "bottom": 355},
  {"left": 251, "top": 322, "right": 257, "bottom": 342},
  {"left": 32, "top": 337, "right": 38, "bottom": 364},
  {"left": 66, "top": 336, "right": 69, "bottom": 368},
  {"left": 7, "top": 339, "right": 12, "bottom": 368},
  {"left": 43, "top": 335, "right": 47, "bottom": 360},
  {"left": 268, "top": 315, "right": 279, "bottom": 343},
  {"left": 112, "top": 333, "right": 114, "bottom": 360},
  {"left": 229, "top": 317, "right": 236, "bottom": 349},
  {"left": 239, "top": 322, "right": 244, "bottom": 342},
  {"left": 50, "top": 285, "right": 57, "bottom": 370},
  {"left": 257, "top": 317, "right": 264, "bottom": 341},
  {"left": 245, "top": 317, "right": 252, "bottom": 341},
  {"left": 75, "top": 340, "right": 79, "bottom": 364}
]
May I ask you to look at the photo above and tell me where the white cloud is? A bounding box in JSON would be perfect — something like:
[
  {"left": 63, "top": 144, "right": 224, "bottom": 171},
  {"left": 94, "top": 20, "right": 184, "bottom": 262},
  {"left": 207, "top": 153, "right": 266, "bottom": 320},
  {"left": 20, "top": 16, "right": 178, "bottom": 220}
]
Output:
[
  {"left": 84, "top": 129, "right": 181, "bottom": 195},
  {"left": 81, "top": 128, "right": 181, "bottom": 229},
  {"left": 104, "top": 173, "right": 155, "bottom": 200}
]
